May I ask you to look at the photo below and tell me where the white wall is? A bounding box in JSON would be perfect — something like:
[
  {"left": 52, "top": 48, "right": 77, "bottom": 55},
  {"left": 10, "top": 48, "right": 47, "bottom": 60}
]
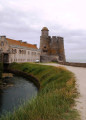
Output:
[
  {"left": 0, "top": 36, "right": 40, "bottom": 63},
  {"left": 9, "top": 47, "right": 40, "bottom": 63}
]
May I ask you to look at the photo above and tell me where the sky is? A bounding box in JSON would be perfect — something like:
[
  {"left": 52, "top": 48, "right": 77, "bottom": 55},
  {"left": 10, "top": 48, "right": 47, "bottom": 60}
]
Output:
[{"left": 0, "top": 0, "right": 86, "bottom": 62}]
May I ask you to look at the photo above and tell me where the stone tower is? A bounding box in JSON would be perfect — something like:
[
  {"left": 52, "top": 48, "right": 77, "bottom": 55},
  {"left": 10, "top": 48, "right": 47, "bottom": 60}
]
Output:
[
  {"left": 40, "top": 27, "right": 66, "bottom": 62},
  {"left": 40, "top": 27, "right": 51, "bottom": 55}
]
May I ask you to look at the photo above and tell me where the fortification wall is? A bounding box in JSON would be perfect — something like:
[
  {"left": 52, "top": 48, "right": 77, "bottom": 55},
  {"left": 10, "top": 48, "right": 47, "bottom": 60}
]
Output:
[
  {"left": 58, "top": 61, "right": 86, "bottom": 68},
  {"left": 40, "top": 27, "right": 66, "bottom": 63},
  {"left": 40, "top": 36, "right": 51, "bottom": 55},
  {"left": 40, "top": 55, "right": 59, "bottom": 62},
  {"left": 50, "top": 36, "right": 59, "bottom": 55},
  {"left": 57, "top": 37, "right": 65, "bottom": 62}
]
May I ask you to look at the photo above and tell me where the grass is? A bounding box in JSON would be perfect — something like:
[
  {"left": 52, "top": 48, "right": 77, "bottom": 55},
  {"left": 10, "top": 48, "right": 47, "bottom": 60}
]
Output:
[{"left": 0, "top": 62, "right": 79, "bottom": 120}]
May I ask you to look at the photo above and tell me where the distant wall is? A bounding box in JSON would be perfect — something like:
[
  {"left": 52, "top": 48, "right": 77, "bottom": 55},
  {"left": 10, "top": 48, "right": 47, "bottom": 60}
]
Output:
[{"left": 58, "top": 61, "right": 86, "bottom": 68}]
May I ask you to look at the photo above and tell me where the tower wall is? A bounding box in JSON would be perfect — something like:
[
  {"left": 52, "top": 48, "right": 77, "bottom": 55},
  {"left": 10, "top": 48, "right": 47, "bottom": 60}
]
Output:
[
  {"left": 50, "top": 36, "right": 59, "bottom": 55},
  {"left": 57, "top": 37, "right": 65, "bottom": 62},
  {"left": 0, "top": 36, "right": 9, "bottom": 53},
  {"left": 40, "top": 36, "right": 51, "bottom": 55},
  {"left": 41, "top": 30, "right": 49, "bottom": 37},
  {"left": 40, "top": 27, "right": 66, "bottom": 62}
]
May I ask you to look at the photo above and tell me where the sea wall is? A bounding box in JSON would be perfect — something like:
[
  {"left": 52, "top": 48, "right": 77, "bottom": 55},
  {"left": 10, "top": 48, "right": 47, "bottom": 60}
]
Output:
[{"left": 59, "top": 61, "right": 86, "bottom": 67}]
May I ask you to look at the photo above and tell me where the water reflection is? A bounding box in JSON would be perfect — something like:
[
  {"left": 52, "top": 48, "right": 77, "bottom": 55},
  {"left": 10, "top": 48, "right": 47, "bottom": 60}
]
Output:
[{"left": 0, "top": 76, "right": 38, "bottom": 116}]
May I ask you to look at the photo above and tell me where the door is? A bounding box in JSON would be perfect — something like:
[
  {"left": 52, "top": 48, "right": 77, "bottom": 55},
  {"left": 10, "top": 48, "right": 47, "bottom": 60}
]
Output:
[{"left": 3, "top": 53, "right": 9, "bottom": 63}]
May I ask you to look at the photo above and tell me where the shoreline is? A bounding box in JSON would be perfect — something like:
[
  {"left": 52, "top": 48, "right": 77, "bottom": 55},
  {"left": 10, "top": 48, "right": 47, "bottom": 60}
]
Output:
[
  {"left": 0, "top": 75, "right": 14, "bottom": 90},
  {"left": 0, "top": 71, "right": 40, "bottom": 91},
  {"left": 7, "top": 69, "right": 40, "bottom": 90}
]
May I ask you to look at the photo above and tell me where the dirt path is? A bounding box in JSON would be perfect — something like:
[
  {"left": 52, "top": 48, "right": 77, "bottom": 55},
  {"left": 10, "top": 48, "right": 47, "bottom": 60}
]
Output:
[{"left": 42, "top": 63, "right": 86, "bottom": 120}]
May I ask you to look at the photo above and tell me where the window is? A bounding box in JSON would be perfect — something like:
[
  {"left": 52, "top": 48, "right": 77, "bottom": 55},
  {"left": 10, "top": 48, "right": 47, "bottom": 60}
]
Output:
[
  {"left": 14, "top": 49, "right": 17, "bottom": 53},
  {"left": 59, "top": 56, "right": 63, "bottom": 61},
  {"left": 44, "top": 46, "right": 46, "bottom": 48},
  {"left": 43, "top": 50, "right": 47, "bottom": 52},
  {"left": 1, "top": 41, "right": 4, "bottom": 46},
  {"left": 12, "top": 49, "right": 14, "bottom": 53},
  {"left": 12, "top": 49, "right": 17, "bottom": 54},
  {"left": 28, "top": 51, "right": 30, "bottom": 54},
  {"left": 21, "top": 50, "right": 23, "bottom": 54},
  {"left": 19, "top": 50, "right": 21, "bottom": 54},
  {"left": 32, "top": 52, "right": 36, "bottom": 55},
  {"left": 24, "top": 50, "right": 26, "bottom": 54},
  {"left": 37, "top": 53, "right": 40, "bottom": 56}
]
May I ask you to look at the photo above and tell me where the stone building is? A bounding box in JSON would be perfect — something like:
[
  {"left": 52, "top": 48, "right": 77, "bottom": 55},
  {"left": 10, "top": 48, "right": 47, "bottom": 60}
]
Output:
[
  {"left": 40, "top": 27, "right": 65, "bottom": 62},
  {"left": 0, "top": 36, "right": 40, "bottom": 63},
  {"left": 0, "top": 27, "right": 65, "bottom": 64}
]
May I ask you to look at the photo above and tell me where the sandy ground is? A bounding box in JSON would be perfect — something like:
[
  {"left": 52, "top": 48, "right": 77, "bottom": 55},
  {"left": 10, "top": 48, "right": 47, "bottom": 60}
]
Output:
[{"left": 42, "top": 63, "right": 86, "bottom": 120}]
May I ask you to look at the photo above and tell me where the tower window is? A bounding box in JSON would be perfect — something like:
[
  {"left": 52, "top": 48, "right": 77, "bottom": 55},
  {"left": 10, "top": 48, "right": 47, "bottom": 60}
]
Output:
[
  {"left": 44, "top": 46, "right": 46, "bottom": 48},
  {"left": 43, "top": 50, "right": 47, "bottom": 52}
]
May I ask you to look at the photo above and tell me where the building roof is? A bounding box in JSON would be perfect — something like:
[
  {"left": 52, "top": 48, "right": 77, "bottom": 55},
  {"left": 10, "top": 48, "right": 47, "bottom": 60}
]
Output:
[
  {"left": 41, "top": 27, "right": 49, "bottom": 31},
  {"left": 6, "top": 38, "right": 37, "bottom": 49}
]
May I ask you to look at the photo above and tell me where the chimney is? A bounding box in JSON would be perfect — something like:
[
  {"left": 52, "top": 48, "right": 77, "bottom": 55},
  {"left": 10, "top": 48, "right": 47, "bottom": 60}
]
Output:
[
  {"left": 19, "top": 40, "right": 22, "bottom": 42},
  {"left": 33, "top": 44, "right": 37, "bottom": 47},
  {"left": 23, "top": 41, "right": 27, "bottom": 44}
]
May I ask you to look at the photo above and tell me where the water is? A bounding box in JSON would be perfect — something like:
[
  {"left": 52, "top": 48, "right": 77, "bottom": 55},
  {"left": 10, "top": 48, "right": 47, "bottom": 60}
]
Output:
[{"left": 0, "top": 75, "right": 38, "bottom": 116}]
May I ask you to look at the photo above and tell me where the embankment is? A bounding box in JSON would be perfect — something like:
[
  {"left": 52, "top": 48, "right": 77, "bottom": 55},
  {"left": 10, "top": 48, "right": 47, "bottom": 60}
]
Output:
[
  {"left": 0, "top": 63, "right": 79, "bottom": 120},
  {"left": 7, "top": 69, "right": 40, "bottom": 89},
  {"left": 59, "top": 61, "right": 86, "bottom": 68}
]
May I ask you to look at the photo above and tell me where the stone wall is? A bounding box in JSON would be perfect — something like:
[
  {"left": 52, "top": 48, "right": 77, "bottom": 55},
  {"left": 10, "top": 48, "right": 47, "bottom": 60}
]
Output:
[
  {"left": 9, "top": 48, "right": 40, "bottom": 63},
  {"left": 40, "top": 36, "right": 51, "bottom": 55},
  {"left": 58, "top": 61, "right": 86, "bottom": 68},
  {"left": 40, "top": 55, "right": 59, "bottom": 62},
  {"left": 40, "top": 27, "right": 66, "bottom": 63},
  {"left": 0, "top": 36, "right": 40, "bottom": 63},
  {"left": 0, "top": 36, "right": 9, "bottom": 53},
  {"left": 50, "top": 36, "right": 59, "bottom": 55}
]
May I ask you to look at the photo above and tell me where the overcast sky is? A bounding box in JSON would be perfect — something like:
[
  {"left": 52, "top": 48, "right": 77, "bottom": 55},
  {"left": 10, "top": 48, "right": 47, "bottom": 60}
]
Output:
[{"left": 0, "top": 0, "right": 86, "bottom": 62}]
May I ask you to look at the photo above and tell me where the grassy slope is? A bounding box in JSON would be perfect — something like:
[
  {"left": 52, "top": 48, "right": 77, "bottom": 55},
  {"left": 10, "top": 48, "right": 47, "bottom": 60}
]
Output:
[{"left": 0, "top": 63, "right": 79, "bottom": 120}]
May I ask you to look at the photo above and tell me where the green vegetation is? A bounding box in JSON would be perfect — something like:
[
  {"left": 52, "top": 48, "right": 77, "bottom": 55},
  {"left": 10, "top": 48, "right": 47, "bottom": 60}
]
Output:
[{"left": 0, "top": 63, "right": 79, "bottom": 120}]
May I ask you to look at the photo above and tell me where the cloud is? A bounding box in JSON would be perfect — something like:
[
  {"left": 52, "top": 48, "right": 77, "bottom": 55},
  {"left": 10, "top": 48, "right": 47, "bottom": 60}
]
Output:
[{"left": 0, "top": 0, "right": 86, "bottom": 62}]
